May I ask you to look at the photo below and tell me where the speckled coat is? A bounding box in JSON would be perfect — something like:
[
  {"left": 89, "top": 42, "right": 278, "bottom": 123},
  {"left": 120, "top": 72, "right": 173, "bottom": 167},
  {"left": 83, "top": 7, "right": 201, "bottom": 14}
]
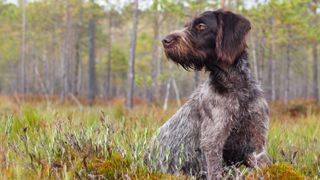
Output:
[{"left": 144, "top": 54, "right": 270, "bottom": 179}]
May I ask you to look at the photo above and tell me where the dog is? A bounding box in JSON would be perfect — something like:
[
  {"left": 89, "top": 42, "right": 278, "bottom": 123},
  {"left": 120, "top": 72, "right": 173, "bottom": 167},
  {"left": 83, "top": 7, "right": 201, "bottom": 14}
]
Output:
[{"left": 144, "top": 9, "right": 270, "bottom": 179}]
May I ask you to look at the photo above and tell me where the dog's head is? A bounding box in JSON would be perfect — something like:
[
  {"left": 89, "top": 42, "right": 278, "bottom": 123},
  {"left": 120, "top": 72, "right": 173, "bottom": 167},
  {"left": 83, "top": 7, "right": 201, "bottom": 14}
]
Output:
[{"left": 162, "top": 9, "right": 251, "bottom": 71}]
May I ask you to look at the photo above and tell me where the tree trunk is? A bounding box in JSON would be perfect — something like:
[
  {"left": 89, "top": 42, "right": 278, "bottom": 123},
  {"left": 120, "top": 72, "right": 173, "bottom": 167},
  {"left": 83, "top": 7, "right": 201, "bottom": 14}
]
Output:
[
  {"left": 172, "top": 78, "right": 181, "bottom": 107},
  {"left": 259, "top": 27, "right": 266, "bottom": 84},
  {"left": 32, "top": 61, "right": 37, "bottom": 94},
  {"left": 105, "top": 11, "right": 112, "bottom": 98},
  {"left": 284, "top": 46, "right": 290, "bottom": 105},
  {"left": 220, "top": 0, "right": 225, "bottom": 8},
  {"left": 61, "top": 0, "right": 71, "bottom": 102},
  {"left": 267, "top": 17, "right": 275, "bottom": 101},
  {"left": 88, "top": 7, "right": 96, "bottom": 105},
  {"left": 150, "top": 0, "right": 161, "bottom": 103},
  {"left": 73, "top": 1, "right": 83, "bottom": 96},
  {"left": 36, "top": 60, "right": 49, "bottom": 101},
  {"left": 78, "top": 52, "right": 83, "bottom": 96},
  {"left": 126, "top": 0, "right": 139, "bottom": 109},
  {"left": 284, "top": 26, "right": 292, "bottom": 105},
  {"left": 303, "top": 61, "right": 309, "bottom": 98},
  {"left": 41, "top": 50, "right": 49, "bottom": 96},
  {"left": 74, "top": 39, "right": 81, "bottom": 96},
  {"left": 163, "top": 78, "right": 171, "bottom": 110},
  {"left": 21, "top": 0, "right": 27, "bottom": 94},
  {"left": 313, "top": 44, "right": 319, "bottom": 102}
]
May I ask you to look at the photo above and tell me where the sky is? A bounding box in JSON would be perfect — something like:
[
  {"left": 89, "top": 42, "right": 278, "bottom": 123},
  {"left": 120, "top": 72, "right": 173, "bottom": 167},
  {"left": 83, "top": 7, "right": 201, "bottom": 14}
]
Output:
[
  {"left": 4, "top": 0, "right": 151, "bottom": 10},
  {"left": 5, "top": 0, "right": 259, "bottom": 9}
]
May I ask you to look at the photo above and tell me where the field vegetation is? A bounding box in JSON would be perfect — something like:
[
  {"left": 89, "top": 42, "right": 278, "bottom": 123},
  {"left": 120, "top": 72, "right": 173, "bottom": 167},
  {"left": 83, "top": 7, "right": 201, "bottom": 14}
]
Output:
[{"left": 0, "top": 97, "right": 319, "bottom": 179}]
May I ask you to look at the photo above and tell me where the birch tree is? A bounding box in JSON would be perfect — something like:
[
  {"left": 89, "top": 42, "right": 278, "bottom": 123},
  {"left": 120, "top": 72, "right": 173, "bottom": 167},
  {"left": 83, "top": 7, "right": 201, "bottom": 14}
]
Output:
[{"left": 126, "top": 0, "right": 139, "bottom": 109}]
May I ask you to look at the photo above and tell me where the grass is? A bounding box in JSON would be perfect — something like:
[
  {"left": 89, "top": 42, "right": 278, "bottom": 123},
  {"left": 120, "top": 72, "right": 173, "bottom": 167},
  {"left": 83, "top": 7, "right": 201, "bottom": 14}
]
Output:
[{"left": 0, "top": 97, "right": 319, "bottom": 179}]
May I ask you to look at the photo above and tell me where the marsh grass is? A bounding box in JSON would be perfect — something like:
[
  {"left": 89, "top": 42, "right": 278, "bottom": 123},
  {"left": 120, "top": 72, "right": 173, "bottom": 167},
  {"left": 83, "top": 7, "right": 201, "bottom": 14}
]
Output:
[{"left": 0, "top": 98, "right": 319, "bottom": 179}]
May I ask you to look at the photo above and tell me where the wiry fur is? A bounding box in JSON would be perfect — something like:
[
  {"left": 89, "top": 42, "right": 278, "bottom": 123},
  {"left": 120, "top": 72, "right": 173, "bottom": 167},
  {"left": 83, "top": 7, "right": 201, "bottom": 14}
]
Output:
[
  {"left": 163, "top": 28, "right": 207, "bottom": 70},
  {"left": 144, "top": 9, "right": 270, "bottom": 179},
  {"left": 215, "top": 10, "right": 251, "bottom": 65}
]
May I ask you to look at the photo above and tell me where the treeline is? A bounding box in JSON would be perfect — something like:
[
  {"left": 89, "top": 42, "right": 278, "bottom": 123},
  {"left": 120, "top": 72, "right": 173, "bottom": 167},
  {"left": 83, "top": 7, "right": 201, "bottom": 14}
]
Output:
[{"left": 0, "top": 0, "right": 319, "bottom": 106}]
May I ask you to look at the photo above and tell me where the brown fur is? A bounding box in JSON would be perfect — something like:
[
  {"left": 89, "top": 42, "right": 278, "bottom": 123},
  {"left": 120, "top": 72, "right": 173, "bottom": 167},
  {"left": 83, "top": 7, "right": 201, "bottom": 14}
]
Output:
[
  {"left": 215, "top": 10, "right": 251, "bottom": 65},
  {"left": 145, "top": 9, "right": 270, "bottom": 179}
]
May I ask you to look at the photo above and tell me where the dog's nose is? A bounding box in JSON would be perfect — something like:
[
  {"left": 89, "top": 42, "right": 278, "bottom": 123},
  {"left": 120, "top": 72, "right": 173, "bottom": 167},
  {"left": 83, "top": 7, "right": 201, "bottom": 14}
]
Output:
[{"left": 162, "top": 35, "right": 176, "bottom": 47}]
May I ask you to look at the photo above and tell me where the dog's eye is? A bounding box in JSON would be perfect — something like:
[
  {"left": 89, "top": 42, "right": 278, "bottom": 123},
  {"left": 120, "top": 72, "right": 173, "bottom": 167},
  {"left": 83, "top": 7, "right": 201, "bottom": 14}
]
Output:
[{"left": 195, "top": 23, "right": 207, "bottom": 31}]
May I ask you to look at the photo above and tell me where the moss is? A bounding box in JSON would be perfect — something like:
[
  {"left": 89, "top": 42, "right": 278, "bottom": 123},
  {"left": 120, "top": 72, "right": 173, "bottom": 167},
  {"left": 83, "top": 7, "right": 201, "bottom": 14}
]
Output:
[
  {"left": 246, "top": 163, "right": 304, "bottom": 180},
  {"left": 87, "top": 153, "right": 130, "bottom": 178},
  {"left": 86, "top": 153, "right": 183, "bottom": 179}
]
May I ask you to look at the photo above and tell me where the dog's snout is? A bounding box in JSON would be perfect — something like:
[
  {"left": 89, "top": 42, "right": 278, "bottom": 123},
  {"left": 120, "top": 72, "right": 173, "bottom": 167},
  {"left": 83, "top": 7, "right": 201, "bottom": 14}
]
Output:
[{"left": 162, "top": 34, "right": 177, "bottom": 47}]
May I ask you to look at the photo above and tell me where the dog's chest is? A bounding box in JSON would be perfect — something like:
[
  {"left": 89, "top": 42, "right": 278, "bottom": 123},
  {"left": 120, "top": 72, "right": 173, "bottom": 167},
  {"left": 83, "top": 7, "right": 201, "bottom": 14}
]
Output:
[{"left": 198, "top": 81, "right": 249, "bottom": 122}]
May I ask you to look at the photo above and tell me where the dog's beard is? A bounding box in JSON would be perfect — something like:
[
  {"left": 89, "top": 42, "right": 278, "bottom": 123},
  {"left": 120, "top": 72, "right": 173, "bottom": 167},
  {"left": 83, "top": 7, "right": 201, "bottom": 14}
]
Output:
[
  {"left": 164, "top": 40, "right": 206, "bottom": 71},
  {"left": 164, "top": 51, "right": 204, "bottom": 71}
]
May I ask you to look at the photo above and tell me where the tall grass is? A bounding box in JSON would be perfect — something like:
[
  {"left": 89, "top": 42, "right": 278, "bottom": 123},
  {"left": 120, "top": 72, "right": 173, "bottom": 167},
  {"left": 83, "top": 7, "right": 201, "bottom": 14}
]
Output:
[{"left": 0, "top": 98, "right": 319, "bottom": 179}]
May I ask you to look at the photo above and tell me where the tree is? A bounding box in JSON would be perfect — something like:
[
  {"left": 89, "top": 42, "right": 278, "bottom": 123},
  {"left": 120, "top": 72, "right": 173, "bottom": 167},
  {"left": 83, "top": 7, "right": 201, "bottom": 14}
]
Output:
[
  {"left": 61, "top": 0, "right": 72, "bottom": 101},
  {"left": 150, "top": 0, "right": 161, "bottom": 103},
  {"left": 126, "top": 0, "right": 139, "bottom": 109},
  {"left": 73, "top": 0, "right": 84, "bottom": 96},
  {"left": 21, "top": 0, "right": 27, "bottom": 94},
  {"left": 267, "top": 11, "right": 276, "bottom": 101},
  {"left": 313, "top": 44, "right": 319, "bottom": 102},
  {"left": 284, "top": 26, "right": 292, "bottom": 105},
  {"left": 220, "top": 0, "right": 225, "bottom": 9},
  {"left": 310, "top": 0, "right": 319, "bottom": 102},
  {"left": 88, "top": 0, "right": 96, "bottom": 105},
  {"left": 105, "top": 7, "right": 113, "bottom": 98}
]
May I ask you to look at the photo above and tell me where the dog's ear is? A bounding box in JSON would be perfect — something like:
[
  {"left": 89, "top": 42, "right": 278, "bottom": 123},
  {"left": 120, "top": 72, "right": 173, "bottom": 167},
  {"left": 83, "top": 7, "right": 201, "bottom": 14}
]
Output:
[{"left": 214, "top": 10, "right": 251, "bottom": 65}]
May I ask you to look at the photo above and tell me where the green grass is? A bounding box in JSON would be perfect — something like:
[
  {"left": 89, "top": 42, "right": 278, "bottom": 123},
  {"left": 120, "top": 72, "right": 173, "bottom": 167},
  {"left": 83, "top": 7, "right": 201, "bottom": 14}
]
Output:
[
  {"left": 0, "top": 100, "right": 319, "bottom": 179},
  {"left": 268, "top": 114, "right": 320, "bottom": 177}
]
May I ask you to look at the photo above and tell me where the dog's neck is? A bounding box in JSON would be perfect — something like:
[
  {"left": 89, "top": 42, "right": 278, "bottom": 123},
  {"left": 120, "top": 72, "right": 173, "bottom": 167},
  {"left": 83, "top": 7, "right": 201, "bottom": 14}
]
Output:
[{"left": 208, "top": 51, "right": 255, "bottom": 94}]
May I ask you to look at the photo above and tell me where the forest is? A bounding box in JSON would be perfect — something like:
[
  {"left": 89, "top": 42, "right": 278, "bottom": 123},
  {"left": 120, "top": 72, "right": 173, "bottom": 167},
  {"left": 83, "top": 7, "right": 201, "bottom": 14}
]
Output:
[
  {"left": 0, "top": 0, "right": 318, "bottom": 106},
  {"left": 0, "top": 0, "right": 319, "bottom": 179}
]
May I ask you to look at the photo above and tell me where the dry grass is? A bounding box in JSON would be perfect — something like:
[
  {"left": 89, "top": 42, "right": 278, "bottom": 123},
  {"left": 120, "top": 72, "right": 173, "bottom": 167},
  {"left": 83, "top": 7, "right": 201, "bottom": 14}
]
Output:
[{"left": 0, "top": 96, "right": 319, "bottom": 179}]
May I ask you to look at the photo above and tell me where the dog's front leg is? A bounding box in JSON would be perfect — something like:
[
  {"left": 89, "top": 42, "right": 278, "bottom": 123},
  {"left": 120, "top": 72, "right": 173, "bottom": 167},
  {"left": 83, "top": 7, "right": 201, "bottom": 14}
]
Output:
[{"left": 200, "top": 110, "right": 234, "bottom": 180}]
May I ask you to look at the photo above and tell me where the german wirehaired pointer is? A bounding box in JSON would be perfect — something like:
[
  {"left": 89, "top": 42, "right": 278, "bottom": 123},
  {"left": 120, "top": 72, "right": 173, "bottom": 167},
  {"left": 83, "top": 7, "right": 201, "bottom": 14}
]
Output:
[{"left": 144, "top": 9, "right": 270, "bottom": 179}]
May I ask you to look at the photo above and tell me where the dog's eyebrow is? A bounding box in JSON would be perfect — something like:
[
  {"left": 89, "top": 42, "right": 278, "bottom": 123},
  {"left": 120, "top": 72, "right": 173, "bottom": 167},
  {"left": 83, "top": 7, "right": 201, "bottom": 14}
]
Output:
[{"left": 192, "top": 18, "right": 204, "bottom": 25}]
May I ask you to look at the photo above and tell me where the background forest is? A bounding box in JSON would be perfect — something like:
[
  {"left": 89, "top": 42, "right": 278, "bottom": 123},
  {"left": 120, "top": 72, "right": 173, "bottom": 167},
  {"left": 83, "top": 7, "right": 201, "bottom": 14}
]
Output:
[
  {"left": 0, "top": 0, "right": 319, "bottom": 107},
  {"left": 0, "top": 0, "right": 320, "bottom": 179}
]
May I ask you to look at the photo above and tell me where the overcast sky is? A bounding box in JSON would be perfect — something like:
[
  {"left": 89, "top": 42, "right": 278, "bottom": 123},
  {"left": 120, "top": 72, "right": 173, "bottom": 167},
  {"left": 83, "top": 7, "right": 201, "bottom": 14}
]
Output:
[{"left": 5, "top": 0, "right": 259, "bottom": 9}]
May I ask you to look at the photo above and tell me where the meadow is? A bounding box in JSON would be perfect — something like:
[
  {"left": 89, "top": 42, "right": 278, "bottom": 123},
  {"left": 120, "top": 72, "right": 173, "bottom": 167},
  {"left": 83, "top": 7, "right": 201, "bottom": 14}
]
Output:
[{"left": 0, "top": 97, "right": 319, "bottom": 179}]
